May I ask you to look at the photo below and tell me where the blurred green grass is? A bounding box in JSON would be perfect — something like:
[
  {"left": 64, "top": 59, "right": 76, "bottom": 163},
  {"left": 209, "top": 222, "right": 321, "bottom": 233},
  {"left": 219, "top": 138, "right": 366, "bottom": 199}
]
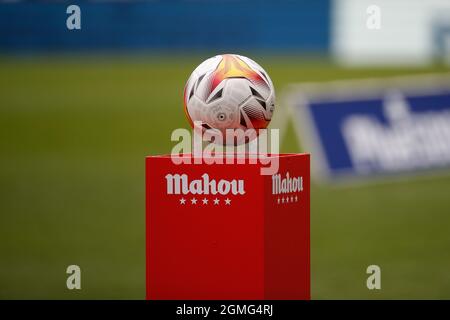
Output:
[{"left": 0, "top": 55, "right": 450, "bottom": 299}]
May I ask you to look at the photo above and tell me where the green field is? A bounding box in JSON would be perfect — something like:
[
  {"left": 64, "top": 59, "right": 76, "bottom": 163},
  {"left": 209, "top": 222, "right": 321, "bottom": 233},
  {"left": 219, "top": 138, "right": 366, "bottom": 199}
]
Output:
[{"left": 1, "top": 55, "right": 449, "bottom": 299}]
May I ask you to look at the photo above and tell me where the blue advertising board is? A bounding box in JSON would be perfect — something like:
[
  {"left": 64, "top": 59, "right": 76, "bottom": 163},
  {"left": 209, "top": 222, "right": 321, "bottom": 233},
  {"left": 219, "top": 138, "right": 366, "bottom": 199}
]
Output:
[
  {"left": 288, "top": 75, "right": 450, "bottom": 181},
  {"left": 0, "top": 0, "right": 330, "bottom": 53}
]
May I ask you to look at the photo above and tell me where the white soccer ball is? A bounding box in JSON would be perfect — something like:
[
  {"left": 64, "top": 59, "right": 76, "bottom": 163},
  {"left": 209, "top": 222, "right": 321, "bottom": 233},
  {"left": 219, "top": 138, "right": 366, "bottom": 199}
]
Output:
[{"left": 183, "top": 54, "right": 275, "bottom": 145}]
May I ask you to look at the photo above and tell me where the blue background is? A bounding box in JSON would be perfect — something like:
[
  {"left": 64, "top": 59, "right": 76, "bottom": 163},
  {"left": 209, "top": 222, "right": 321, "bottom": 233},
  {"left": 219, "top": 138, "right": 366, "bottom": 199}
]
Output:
[{"left": 0, "top": 0, "right": 330, "bottom": 53}]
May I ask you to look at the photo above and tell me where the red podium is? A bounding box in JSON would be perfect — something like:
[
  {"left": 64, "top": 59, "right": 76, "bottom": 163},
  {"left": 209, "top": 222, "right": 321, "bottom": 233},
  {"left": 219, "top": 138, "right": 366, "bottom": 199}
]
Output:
[{"left": 146, "top": 154, "right": 310, "bottom": 300}]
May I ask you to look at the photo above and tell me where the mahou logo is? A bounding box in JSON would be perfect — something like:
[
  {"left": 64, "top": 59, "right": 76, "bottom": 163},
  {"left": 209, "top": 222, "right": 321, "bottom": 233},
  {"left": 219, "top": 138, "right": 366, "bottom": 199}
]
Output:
[
  {"left": 166, "top": 173, "right": 245, "bottom": 195},
  {"left": 165, "top": 173, "right": 245, "bottom": 206},
  {"left": 271, "top": 171, "right": 303, "bottom": 205}
]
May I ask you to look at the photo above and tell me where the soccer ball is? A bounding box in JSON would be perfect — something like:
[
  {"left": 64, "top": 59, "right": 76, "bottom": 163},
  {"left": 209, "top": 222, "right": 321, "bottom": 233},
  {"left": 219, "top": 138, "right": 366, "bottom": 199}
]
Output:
[{"left": 183, "top": 54, "right": 275, "bottom": 144}]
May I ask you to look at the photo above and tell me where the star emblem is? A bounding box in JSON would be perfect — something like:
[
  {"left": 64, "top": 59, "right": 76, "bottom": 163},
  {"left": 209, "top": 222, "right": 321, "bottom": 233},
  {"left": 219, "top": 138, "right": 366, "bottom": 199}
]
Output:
[
  {"left": 191, "top": 198, "right": 197, "bottom": 205},
  {"left": 213, "top": 198, "right": 220, "bottom": 205},
  {"left": 291, "top": 196, "right": 294, "bottom": 202},
  {"left": 225, "top": 198, "right": 231, "bottom": 205},
  {"left": 202, "top": 198, "right": 208, "bottom": 205},
  {"left": 179, "top": 198, "right": 186, "bottom": 205},
  {"left": 281, "top": 197, "right": 285, "bottom": 204},
  {"left": 295, "top": 195, "right": 298, "bottom": 202},
  {"left": 277, "top": 197, "right": 280, "bottom": 204},
  {"left": 209, "top": 54, "right": 268, "bottom": 94}
]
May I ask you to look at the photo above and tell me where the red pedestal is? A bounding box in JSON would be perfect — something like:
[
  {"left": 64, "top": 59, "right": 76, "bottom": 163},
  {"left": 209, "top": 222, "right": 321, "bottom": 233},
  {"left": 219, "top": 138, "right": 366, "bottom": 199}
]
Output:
[{"left": 146, "top": 154, "right": 310, "bottom": 300}]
